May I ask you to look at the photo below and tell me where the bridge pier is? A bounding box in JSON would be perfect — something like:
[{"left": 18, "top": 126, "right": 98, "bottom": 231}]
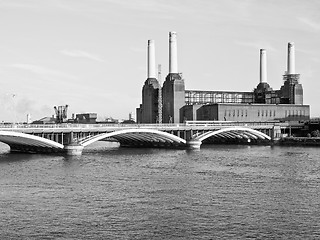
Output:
[
  {"left": 271, "top": 125, "right": 281, "bottom": 142},
  {"left": 64, "top": 144, "right": 84, "bottom": 156},
  {"left": 186, "top": 139, "right": 202, "bottom": 150}
]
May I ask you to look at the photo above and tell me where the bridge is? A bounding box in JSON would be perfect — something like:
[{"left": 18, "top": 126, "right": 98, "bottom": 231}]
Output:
[{"left": 0, "top": 121, "right": 289, "bottom": 155}]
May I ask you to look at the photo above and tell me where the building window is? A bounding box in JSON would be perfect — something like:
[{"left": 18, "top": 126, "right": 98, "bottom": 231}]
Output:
[
  {"left": 274, "top": 110, "right": 276, "bottom": 117},
  {"left": 258, "top": 110, "right": 260, "bottom": 117},
  {"left": 245, "top": 110, "right": 247, "bottom": 117},
  {"left": 237, "top": 110, "right": 239, "bottom": 117},
  {"left": 285, "top": 110, "right": 287, "bottom": 117}
]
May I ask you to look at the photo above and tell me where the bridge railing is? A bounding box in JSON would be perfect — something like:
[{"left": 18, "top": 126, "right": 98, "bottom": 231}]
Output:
[
  {"left": 0, "top": 123, "right": 178, "bottom": 129},
  {"left": 183, "top": 120, "right": 287, "bottom": 127},
  {"left": 0, "top": 121, "right": 289, "bottom": 130}
]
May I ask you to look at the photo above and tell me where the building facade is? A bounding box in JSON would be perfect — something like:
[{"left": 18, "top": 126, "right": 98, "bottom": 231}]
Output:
[
  {"left": 191, "top": 103, "right": 309, "bottom": 122},
  {"left": 74, "top": 113, "right": 97, "bottom": 124}
]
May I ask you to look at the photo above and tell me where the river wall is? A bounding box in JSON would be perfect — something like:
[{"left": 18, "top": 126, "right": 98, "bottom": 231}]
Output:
[{"left": 279, "top": 137, "right": 320, "bottom": 146}]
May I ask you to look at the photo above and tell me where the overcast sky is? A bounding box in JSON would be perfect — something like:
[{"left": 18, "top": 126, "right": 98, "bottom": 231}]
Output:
[{"left": 0, "top": 0, "right": 320, "bottom": 122}]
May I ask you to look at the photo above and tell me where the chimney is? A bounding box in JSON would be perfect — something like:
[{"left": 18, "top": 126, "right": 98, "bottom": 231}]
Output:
[
  {"left": 169, "top": 31, "right": 178, "bottom": 73},
  {"left": 260, "top": 49, "right": 267, "bottom": 83},
  {"left": 147, "top": 40, "right": 156, "bottom": 79},
  {"left": 287, "top": 42, "right": 295, "bottom": 74}
]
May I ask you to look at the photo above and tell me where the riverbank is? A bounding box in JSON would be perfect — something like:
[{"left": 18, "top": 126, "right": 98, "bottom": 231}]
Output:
[{"left": 279, "top": 137, "right": 320, "bottom": 146}]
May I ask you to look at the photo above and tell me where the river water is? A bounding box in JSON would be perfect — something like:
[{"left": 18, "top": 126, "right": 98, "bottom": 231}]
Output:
[{"left": 0, "top": 142, "right": 320, "bottom": 239}]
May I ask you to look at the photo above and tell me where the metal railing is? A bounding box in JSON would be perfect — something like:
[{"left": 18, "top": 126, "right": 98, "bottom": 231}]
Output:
[{"left": 0, "top": 121, "right": 289, "bottom": 130}]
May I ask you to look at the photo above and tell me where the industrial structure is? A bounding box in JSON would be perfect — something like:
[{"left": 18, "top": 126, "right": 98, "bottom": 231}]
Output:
[
  {"left": 137, "top": 40, "right": 160, "bottom": 123},
  {"left": 54, "top": 105, "right": 69, "bottom": 123},
  {"left": 137, "top": 32, "right": 309, "bottom": 123}
]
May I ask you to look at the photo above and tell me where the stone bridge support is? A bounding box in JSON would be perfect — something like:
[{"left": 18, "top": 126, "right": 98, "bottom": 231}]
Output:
[
  {"left": 64, "top": 144, "right": 84, "bottom": 156},
  {"left": 186, "top": 139, "right": 202, "bottom": 149},
  {"left": 271, "top": 125, "right": 281, "bottom": 141}
]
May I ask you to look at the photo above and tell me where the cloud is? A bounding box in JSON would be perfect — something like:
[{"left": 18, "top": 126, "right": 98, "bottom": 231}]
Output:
[
  {"left": 0, "top": 0, "right": 58, "bottom": 10},
  {"left": 234, "top": 40, "right": 276, "bottom": 52},
  {"left": 60, "top": 49, "right": 106, "bottom": 63},
  {"left": 9, "top": 63, "right": 77, "bottom": 80},
  {"left": 0, "top": 92, "right": 53, "bottom": 122},
  {"left": 297, "top": 17, "right": 320, "bottom": 32},
  {"left": 102, "top": 0, "right": 178, "bottom": 12}
]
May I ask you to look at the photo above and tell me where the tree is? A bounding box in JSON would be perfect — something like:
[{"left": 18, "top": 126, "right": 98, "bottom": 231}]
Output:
[{"left": 311, "top": 129, "right": 320, "bottom": 137}]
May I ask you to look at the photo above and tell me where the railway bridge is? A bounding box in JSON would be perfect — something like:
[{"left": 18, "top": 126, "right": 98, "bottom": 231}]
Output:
[{"left": 0, "top": 121, "right": 289, "bottom": 155}]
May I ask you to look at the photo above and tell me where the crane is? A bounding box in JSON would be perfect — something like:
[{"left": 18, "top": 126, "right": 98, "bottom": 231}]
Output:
[{"left": 54, "top": 105, "right": 68, "bottom": 123}]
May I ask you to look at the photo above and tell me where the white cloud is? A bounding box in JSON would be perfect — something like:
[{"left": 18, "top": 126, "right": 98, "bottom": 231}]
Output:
[
  {"left": 9, "top": 63, "right": 77, "bottom": 80},
  {"left": 297, "top": 17, "right": 320, "bottom": 32},
  {"left": 60, "top": 49, "right": 106, "bottom": 63},
  {"left": 234, "top": 40, "right": 276, "bottom": 52}
]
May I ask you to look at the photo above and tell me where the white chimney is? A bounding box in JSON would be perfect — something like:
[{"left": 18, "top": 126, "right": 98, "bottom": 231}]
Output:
[
  {"left": 260, "top": 49, "right": 267, "bottom": 83},
  {"left": 169, "top": 31, "right": 178, "bottom": 73},
  {"left": 287, "top": 42, "right": 295, "bottom": 74},
  {"left": 147, "top": 40, "right": 156, "bottom": 78}
]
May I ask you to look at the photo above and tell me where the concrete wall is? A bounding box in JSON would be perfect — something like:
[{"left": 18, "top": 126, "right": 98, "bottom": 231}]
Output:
[
  {"left": 180, "top": 104, "right": 202, "bottom": 122},
  {"left": 136, "top": 105, "right": 142, "bottom": 123},
  {"left": 197, "top": 105, "right": 219, "bottom": 121},
  {"left": 162, "top": 73, "right": 185, "bottom": 123},
  {"left": 294, "top": 84, "right": 303, "bottom": 105},
  {"left": 141, "top": 78, "right": 159, "bottom": 123}
]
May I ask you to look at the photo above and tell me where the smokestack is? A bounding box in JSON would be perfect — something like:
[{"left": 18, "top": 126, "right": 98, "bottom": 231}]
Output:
[
  {"left": 260, "top": 49, "right": 267, "bottom": 83},
  {"left": 287, "top": 42, "right": 295, "bottom": 74},
  {"left": 147, "top": 40, "right": 156, "bottom": 79},
  {"left": 169, "top": 31, "right": 178, "bottom": 73}
]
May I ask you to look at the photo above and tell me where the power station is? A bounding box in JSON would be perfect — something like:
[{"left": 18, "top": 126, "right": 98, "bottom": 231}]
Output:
[{"left": 136, "top": 32, "right": 310, "bottom": 123}]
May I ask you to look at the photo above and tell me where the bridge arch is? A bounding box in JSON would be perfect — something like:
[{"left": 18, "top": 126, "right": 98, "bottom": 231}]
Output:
[
  {"left": 194, "top": 127, "right": 271, "bottom": 143},
  {"left": 0, "top": 131, "right": 64, "bottom": 153},
  {"left": 80, "top": 128, "right": 187, "bottom": 147}
]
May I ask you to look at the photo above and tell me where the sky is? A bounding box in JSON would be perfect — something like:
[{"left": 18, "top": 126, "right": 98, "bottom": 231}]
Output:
[{"left": 0, "top": 0, "right": 320, "bottom": 122}]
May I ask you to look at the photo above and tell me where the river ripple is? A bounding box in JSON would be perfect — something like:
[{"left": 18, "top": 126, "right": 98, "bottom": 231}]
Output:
[{"left": 0, "top": 142, "right": 320, "bottom": 239}]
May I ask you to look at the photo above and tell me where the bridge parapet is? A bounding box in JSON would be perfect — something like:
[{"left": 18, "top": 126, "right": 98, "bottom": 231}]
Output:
[{"left": 0, "top": 121, "right": 289, "bottom": 130}]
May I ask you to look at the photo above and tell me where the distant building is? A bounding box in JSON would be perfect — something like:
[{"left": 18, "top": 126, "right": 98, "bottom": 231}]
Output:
[
  {"left": 26, "top": 114, "right": 31, "bottom": 124},
  {"left": 32, "top": 116, "right": 56, "bottom": 124},
  {"left": 74, "top": 113, "right": 97, "bottom": 124},
  {"left": 137, "top": 33, "right": 309, "bottom": 123},
  {"left": 97, "top": 117, "right": 119, "bottom": 124}
]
